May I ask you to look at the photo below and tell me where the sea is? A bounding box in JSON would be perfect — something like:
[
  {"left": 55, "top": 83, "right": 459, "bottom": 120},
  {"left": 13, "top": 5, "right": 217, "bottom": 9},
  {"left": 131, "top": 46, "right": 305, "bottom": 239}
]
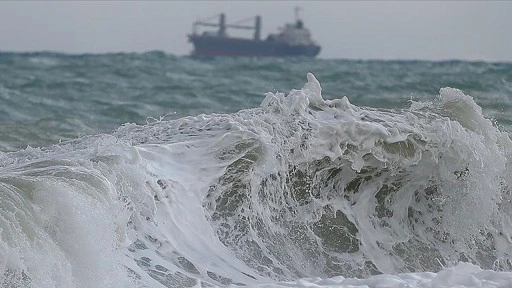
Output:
[{"left": 1, "top": 51, "right": 512, "bottom": 288}]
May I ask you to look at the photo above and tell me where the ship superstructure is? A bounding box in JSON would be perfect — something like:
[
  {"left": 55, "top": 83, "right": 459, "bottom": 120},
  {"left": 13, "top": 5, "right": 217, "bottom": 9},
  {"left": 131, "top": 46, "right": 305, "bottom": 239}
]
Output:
[{"left": 188, "top": 8, "right": 321, "bottom": 57}]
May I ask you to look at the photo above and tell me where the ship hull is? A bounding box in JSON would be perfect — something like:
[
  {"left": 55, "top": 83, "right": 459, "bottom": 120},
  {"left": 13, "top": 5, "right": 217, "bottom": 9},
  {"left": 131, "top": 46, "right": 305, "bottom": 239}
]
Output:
[{"left": 188, "top": 35, "right": 321, "bottom": 58}]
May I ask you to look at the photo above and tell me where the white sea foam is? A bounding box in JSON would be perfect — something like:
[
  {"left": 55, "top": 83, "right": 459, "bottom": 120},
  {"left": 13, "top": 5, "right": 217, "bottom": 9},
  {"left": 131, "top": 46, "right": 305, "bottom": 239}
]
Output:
[
  {"left": 252, "top": 262, "right": 512, "bottom": 287},
  {"left": 1, "top": 73, "right": 511, "bottom": 287}
]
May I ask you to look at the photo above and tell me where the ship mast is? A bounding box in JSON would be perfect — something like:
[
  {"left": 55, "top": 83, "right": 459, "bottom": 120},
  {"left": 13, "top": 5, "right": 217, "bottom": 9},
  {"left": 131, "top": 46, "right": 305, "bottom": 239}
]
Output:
[{"left": 191, "top": 13, "right": 262, "bottom": 40}]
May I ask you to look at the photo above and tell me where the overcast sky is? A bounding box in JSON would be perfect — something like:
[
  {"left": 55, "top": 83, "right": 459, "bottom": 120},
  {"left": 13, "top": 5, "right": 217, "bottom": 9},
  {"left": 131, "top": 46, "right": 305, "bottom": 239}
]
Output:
[{"left": 1, "top": 1, "right": 511, "bottom": 62}]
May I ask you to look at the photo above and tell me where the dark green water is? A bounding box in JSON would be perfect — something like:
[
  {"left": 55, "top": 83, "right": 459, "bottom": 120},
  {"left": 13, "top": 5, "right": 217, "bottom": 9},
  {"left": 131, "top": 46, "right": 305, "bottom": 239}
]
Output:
[{"left": 0, "top": 51, "right": 511, "bottom": 151}]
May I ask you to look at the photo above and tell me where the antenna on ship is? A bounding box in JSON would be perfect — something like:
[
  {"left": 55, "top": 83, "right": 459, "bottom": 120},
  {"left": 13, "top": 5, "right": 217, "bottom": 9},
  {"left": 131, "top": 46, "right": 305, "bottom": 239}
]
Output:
[
  {"left": 294, "top": 6, "right": 302, "bottom": 22},
  {"left": 294, "top": 6, "right": 304, "bottom": 28}
]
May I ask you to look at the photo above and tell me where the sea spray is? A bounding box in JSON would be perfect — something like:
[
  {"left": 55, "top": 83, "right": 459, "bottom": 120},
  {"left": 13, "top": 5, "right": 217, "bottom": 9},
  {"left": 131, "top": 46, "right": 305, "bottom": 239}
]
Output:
[
  {"left": 202, "top": 73, "right": 512, "bottom": 280},
  {"left": 0, "top": 146, "right": 134, "bottom": 287}
]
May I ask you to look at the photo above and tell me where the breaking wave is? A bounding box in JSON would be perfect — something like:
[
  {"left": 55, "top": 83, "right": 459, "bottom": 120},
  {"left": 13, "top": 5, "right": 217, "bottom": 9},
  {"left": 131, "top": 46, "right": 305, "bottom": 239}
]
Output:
[{"left": 1, "top": 73, "right": 512, "bottom": 287}]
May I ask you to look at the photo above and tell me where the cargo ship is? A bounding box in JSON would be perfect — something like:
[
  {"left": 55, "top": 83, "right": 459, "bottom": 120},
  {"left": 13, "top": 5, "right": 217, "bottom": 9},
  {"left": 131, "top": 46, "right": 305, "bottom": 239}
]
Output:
[{"left": 188, "top": 8, "right": 321, "bottom": 58}]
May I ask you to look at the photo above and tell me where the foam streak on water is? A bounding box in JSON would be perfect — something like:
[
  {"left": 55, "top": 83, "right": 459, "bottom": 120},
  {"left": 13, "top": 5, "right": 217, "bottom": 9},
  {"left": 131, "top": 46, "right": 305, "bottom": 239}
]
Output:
[{"left": 1, "top": 73, "right": 512, "bottom": 287}]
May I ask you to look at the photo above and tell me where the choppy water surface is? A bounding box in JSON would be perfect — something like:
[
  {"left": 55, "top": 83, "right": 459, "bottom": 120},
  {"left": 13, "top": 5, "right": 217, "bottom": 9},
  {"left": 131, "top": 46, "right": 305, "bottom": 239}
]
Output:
[{"left": 1, "top": 52, "right": 512, "bottom": 287}]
